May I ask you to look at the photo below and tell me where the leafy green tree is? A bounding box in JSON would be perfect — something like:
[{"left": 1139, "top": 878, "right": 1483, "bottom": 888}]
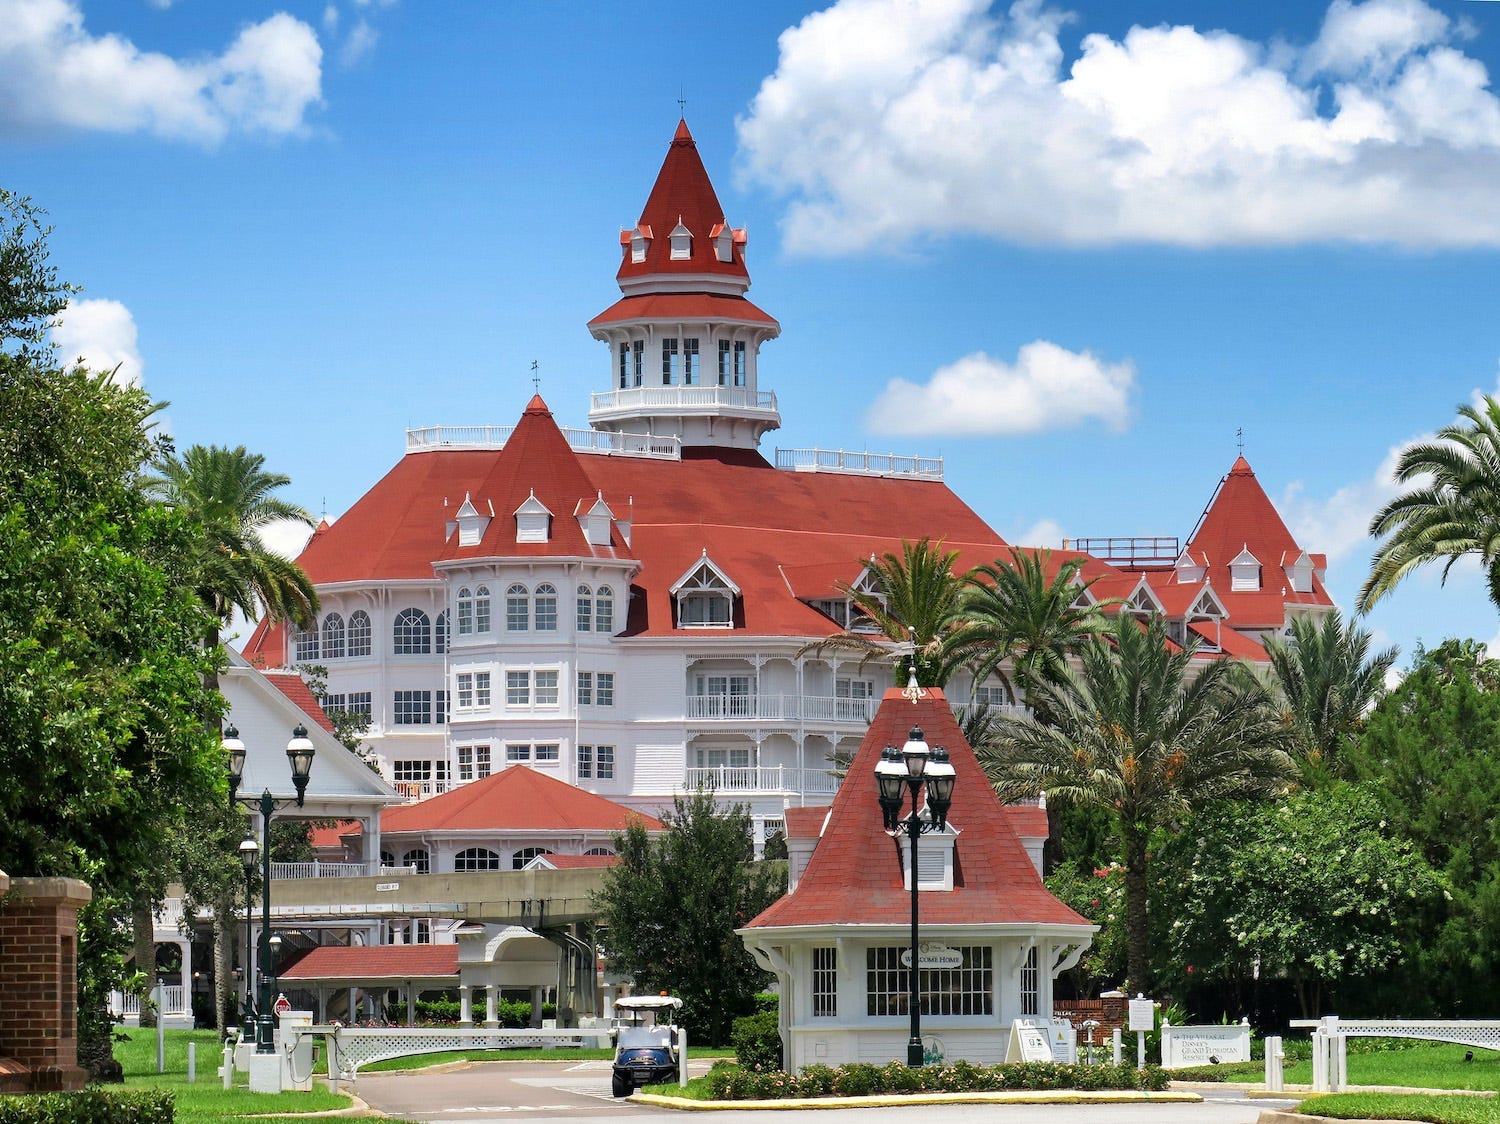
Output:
[
  {"left": 594, "top": 792, "right": 785, "bottom": 1045},
  {"left": 980, "top": 614, "right": 1297, "bottom": 992},
  {"left": 1155, "top": 785, "right": 1441, "bottom": 1017},
  {"left": 1263, "top": 609, "right": 1397, "bottom": 782},
  {"left": 1360, "top": 396, "right": 1500, "bottom": 613},
  {"left": 0, "top": 188, "right": 75, "bottom": 358},
  {"left": 800, "top": 538, "right": 968, "bottom": 687}
]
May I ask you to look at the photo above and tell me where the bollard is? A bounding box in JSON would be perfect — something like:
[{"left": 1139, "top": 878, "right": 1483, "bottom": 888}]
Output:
[
  {"left": 187, "top": 1042, "right": 196, "bottom": 1084},
  {"left": 678, "top": 1027, "right": 689, "bottom": 1088},
  {"left": 1112, "top": 1027, "right": 1122, "bottom": 1066},
  {"left": 154, "top": 984, "right": 166, "bottom": 1074},
  {"left": 1264, "top": 1035, "right": 1283, "bottom": 1092},
  {"left": 221, "top": 1044, "right": 233, "bottom": 1090}
]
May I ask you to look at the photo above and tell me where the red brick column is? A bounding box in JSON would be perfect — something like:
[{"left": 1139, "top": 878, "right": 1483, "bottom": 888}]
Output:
[{"left": 0, "top": 875, "right": 93, "bottom": 1093}]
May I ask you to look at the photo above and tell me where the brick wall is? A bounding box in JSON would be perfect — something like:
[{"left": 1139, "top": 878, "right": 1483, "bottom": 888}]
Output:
[
  {"left": 0, "top": 875, "right": 93, "bottom": 1094},
  {"left": 1053, "top": 993, "right": 1129, "bottom": 1039}
]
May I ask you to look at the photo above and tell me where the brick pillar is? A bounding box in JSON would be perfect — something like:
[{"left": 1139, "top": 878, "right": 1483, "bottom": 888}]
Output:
[{"left": 0, "top": 875, "right": 93, "bottom": 1093}]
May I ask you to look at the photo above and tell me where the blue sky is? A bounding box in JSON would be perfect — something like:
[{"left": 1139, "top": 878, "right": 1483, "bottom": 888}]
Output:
[{"left": 8, "top": 0, "right": 1500, "bottom": 668}]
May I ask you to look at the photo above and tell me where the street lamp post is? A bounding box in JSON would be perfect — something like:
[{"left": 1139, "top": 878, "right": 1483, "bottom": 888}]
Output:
[
  {"left": 224, "top": 722, "right": 315, "bottom": 1055},
  {"left": 874, "top": 725, "right": 956, "bottom": 1067},
  {"left": 238, "top": 834, "right": 259, "bottom": 1039}
]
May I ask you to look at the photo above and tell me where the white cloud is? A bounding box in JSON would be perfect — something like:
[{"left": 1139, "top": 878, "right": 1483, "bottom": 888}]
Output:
[
  {"left": 322, "top": 4, "right": 339, "bottom": 33},
  {"left": 0, "top": 0, "right": 322, "bottom": 143},
  {"left": 1012, "top": 518, "right": 1065, "bottom": 548},
  {"left": 339, "top": 18, "right": 377, "bottom": 66},
  {"left": 228, "top": 517, "right": 321, "bottom": 650},
  {"left": 740, "top": 0, "right": 1500, "bottom": 250},
  {"left": 865, "top": 339, "right": 1134, "bottom": 436},
  {"left": 51, "top": 298, "right": 143, "bottom": 386}
]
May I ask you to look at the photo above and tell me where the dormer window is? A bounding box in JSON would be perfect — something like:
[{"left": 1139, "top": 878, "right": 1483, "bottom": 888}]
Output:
[
  {"left": 670, "top": 216, "right": 691, "bottom": 260},
  {"left": 1176, "top": 551, "right": 1207, "bottom": 584},
  {"left": 672, "top": 551, "right": 739, "bottom": 628},
  {"left": 847, "top": 566, "right": 887, "bottom": 633},
  {"left": 630, "top": 225, "right": 651, "bottom": 264},
  {"left": 455, "top": 492, "right": 490, "bottom": 547},
  {"left": 577, "top": 495, "right": 614, "bottom": 547},
  {"left": 1283, "top": 550, "right": 1314, "bottom": 593},
  {"left": 1125, "top": 581, "right": 1163, "bottom": 616},
  {"left": 1230, "top": 546, "right": 1262, "bottom": 592},
  {"left": 898, "top": 825, "right": 958, "bottom": 891},
  {"left": 514, "top": 491, "right": 553, "bottom": 544},
  {"left": 714, "top": 224, "right": 734, "bottom": 263}
]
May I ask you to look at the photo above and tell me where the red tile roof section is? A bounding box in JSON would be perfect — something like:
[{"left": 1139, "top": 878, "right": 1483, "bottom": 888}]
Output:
[
  {"left": 783, "top": 807, "right": 831, "bottom": 839},
  {"left": 615, "top": 119, "right": 748, "bottom": 285},
  {"left": 588, "top": 292, "right": 778, "bottom": 329},
  {"left": 1002, "top": 804, "right": 1049, "bottom": 839},
  {"left": 745, "top": 688, "right": 1088, "bottom": 930},
  {"left": 262, "top": 670, "right": 337, "bottom": 733},
  {"left": 539, "top": 853, "right": 621, "bottom": 869},
  {"left": 279, "top": 945, "right": 458, "bottom": 981},
  {"left": 379, "top": 765, "right": 665, "bottom": 834}
]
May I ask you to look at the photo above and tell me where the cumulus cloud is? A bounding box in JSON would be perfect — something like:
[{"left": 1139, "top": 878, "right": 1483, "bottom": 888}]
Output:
[
  {"left": 0, "top": 0, "right": 322, "bottom": 143},
  {"left": 865, "top": 339, "right": 1134, "bottom": 436},
  {"left": 339, "top": 18, "right": 378, "bottom": 66},
  {"left": 739, "top": 0, "right": 1500, "bottom": 250},
  {"left": 51, "top": 298, "right": 143, "bottom": 386},
  {"left": 1012, "top": 518, "right": 1066, "bottom": 548}
]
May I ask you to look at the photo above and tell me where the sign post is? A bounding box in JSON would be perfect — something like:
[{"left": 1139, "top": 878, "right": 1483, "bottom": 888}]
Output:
[{"left": 1127, "top": 995, "right": 1155, "bottom": 1069}]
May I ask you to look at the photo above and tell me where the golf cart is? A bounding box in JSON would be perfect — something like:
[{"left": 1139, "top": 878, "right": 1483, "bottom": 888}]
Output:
[{"left": 610, "top": 994, "right": 683, "bottom": 1098}]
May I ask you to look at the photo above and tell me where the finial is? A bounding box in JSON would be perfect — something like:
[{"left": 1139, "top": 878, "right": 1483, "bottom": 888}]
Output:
[
  {"left": 901, "top": 626, "right": 928, "bottom": 703},
  {"left": 531, "top": 360, "right": 540, "bottom": 393},
  {"left": 1236, "top": 426, "right": 1244, "bottom": 454},
  {"left": 678, "top": 89, "right": 686, "bottom": 118}
]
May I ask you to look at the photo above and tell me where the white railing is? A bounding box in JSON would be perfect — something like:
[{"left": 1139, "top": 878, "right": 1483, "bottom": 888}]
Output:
[
  {"left": 318, "top": 1025, "right": 617, "bottom": 1086},
  {"left": 684, "top": 693, "right": 877, "bottom": 724},
  {"left": 394, "top": 778, "right": 463, "bottom": 801},
  {"left": 775, "top": 447, "right": 944, "bottom": 480},
  {"left": 270, "top": 861, "right": 417, "bottom": 879},
  {"left": 684, "top": 766, "right": 840, "bottom": 796},
  {"left": 589, "top": 386, "right": 778, "bottom": 416},
  {"left": 405, "top": 424, "right": 680, "bottom": 460},
  {"left": 109, "top": 985, "right": 188, "bottom": 1018}
]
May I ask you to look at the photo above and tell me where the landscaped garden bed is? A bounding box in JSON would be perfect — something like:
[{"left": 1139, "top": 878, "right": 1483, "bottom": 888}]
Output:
[{"left": 685, "top": 1058, "right": 1170, "bottom": 1100}]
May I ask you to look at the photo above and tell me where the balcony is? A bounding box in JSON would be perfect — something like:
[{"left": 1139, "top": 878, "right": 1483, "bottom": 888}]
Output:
[
  {"left": 589, "top": 385, "right": 779, "bottom": 423},
  {"left": 685, "top": 693, "right": 878, "bottom": 724},
  {"left": 269, "top": 861, "right": 417, "bottom": 879},
  {"left": 775, "top": 446, "right": 943, "bottom": 480},
  {"left": 684, "top": 765, "right": 840, "bottom": 797}
]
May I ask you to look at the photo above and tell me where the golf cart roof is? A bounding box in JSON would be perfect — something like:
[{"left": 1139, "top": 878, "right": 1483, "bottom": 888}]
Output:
[{"left": 615, "top": 995, "right": 683, "bottom": 1011}]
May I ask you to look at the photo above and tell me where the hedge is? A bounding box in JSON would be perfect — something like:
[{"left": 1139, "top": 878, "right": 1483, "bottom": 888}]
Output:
[
  {"left": 0, "top": 1089, "right": 173, "bottom": 1124},
  {"left": 707, "top": 1059, "right": 1170, "bottom": 1100}
]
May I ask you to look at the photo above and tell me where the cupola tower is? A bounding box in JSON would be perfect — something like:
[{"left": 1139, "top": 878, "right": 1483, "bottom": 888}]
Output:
[{"left": 587, "top": 119, "right": 781, "bottom": 449}]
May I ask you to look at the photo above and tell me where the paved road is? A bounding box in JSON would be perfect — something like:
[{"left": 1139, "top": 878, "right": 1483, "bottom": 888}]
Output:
[{"left": 354, "top": 1060, "right": 1300, "bottom": 1123}]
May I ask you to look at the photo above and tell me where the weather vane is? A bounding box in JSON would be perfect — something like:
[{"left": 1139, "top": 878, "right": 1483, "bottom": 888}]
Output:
[
  {"left": 1236, "top": 426, "right": 1244, "bottom": 454},
  {"left": 531, "top": 360, "right": 540, "bottom": 393}
]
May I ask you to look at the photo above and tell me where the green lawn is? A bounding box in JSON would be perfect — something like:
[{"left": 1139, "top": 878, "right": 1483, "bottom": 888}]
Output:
[
  {"left": 113, "top": 1027, "right": 358, "bottom": 1123},
  {"left": 1175, "top": 1041, "right": 1500, "bottom": 1092},
  {"left": 1304, "top": 1092, "right": 1500, "bottom": 1123}
]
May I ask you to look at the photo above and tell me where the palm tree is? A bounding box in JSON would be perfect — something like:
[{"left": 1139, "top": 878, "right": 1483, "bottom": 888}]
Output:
[
  {"left": 1360, "top": 396, "right": 1500, "bottom": 614},
  {"left": 979, "top": 614, "right": 1297, "bottom": 992},
  {"left": 954, "top": 548, "right": 1116, "bottom": 713},
  {"left": 1263, "top": 610, "right": 1397, "bottom": 782},
  {"left": 800, "top": 537, "right": 968, "bottom": 687}
]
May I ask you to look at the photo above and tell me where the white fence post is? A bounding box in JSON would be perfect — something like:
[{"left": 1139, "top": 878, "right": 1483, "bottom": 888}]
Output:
[
  {"left": 1264, "top": 1035, "right": 1283, "bottom": 1092},
  {"left": 1112, "top": 1027, "right": 1122, "bottom": 1065},
  {"left": 678, "top": 1027, "right": 689, "bottom": 1088},
  {"left": 187, "top": 1042, "right": 196, "bottom": 1084},
  {"left": 1312, "top": 1025, "right": 1328, "bottom": 1092}
]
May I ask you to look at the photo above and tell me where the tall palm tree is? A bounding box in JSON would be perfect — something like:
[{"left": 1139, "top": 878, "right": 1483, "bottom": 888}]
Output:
[
  {"left": 1360, "top": 396, "right": 1500, "bottom": 614},
  {"left": 1263, "top": 610, "right": 1397, "bottom": 782},
  {"left": 800, "top": 537, "right": 968, "bottom": 687},
  {"left": 980, "top": 614, "right": 1297, "bottom": 992},
  {"left": 954, "top": 548, "right": 1115, "bottom": 713}
]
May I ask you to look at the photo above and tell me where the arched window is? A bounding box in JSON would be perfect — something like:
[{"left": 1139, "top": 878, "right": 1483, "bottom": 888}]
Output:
[
  {"left": 585, "top": 846, "right": 614, "bottom": 857},
  {"left": 295, "top": 627, "right": 319, "bottom": 662},
  {"left": 402, "top": 848, "right": 430, "bottom": 874},
  {"left": 380, "top": 851, "right": 395, "bottom": 867},
  {"left": 475, "top": 585, "right": 491, "bottom": 633},
  {"left": 393, "top": 608, "right": 431, "bottom": 654},
  {"left": 349, "top": 610, "right": 372, "bottom": 657},
  {"left": 506, "top": 584, "right": 529, "bottom": 631},
  {"left": 595, "top": 586, "right": 614, "bottom": 634},
  {"left": 321, "top": 613, "right": 345, "bottom": 659},
  {"left": 454, "top": 847, "right": 501, "bottom": 872},
  {"left": 436, "top": 608, "right": 450, "bottom": 654},
  {"left": 456, "top": 587, "right": 473, "bottom": 635},
  {"left": 577, "top": 584, "right": 592, "bottom": 632},
  {"left": 512, "top": 846, "right": 554, "bottom": 870},
  {"left": 534, "top": 584, "right": 558, "bottom": 631}
]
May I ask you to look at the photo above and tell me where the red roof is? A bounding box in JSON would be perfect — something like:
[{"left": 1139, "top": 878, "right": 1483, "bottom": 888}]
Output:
[
  {"left": 614, "top": 119, "right": 748, "bottom": 285},
  {"left": 588, "top": 292, "right": 778, "bottom": 329},
  {"left": 1002, "top": 804, "right": 1049, "bottom": 839},
  {"left": 262, "top": 670, "right": 337, "bottom": 733},
  {"left": 784, "top": 807, "right": 830, "bottom": 840},
  {"left": 311, "top": 820, "right": 357, "bottom": 849},
  {"left": 537, "top": 853, "right": 621, "bottom": 869},
  {"left": 279, "top": 945, "right": 458, "bottom": 982},
  {"left": 379, "top": 766, "right": 664, "bottom": 834},
  {"left": 1183, "top": 456, "right": 1333, "bottom": 628},
  {"left": 745, "top": 688, "right": 1088, "bottom": 930}
]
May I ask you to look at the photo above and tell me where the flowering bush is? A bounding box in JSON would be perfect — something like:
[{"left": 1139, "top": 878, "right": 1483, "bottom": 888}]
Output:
[{"left": 705, "top": 1059, "right": 1168, "bottom": 1100}]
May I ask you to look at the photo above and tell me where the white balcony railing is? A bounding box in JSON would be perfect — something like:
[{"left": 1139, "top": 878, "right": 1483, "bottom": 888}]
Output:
[
  {"left": 405, "top": 424, "right": 680, "bottom": 460},
  {"left": 684, "top": 766, "right": 841, "bottom": 796},
  {"left": 590, "top": 386, "right": 778, "bottom": 417},
  {"left": 109, "top": 985, "right": 188, "bottom": 1018},
  {"left": 270, "top": 861, "right": 417, "bottom": 879},
  {"left": 775, "top": 447, "right": 944, "bottom": 480},
  {"left": 685, "top": 693, "right": 878, "bottom": 724}
]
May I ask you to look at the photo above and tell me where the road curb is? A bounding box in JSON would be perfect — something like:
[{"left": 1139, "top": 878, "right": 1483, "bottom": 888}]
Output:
[{"left": 633, "top": 1089, "right": 1204, "bottom": 1111}]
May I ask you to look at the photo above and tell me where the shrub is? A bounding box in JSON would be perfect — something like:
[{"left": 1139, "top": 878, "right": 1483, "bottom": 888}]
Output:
[
  {"left": 731, "top": 1010, "right": 782, "bottom": 1071},
  {"left": 752, "top": 992, "right": 778, "bottom": 1014},
  {"left": 0, "top": 1088, "right": 174, "bottom": 1124},
  {"left": 703, "top": 1059, "right": 1170, "bottom": 1100}
]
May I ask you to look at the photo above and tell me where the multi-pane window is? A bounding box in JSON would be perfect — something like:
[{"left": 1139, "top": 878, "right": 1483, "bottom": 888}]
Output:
[
  {"left": 596, "top": 586, "right": 614, "bottom": 633},
  {"left": 506, "top": 670, "right": 530, "bottom": 706},
  {"left": 435, "top": 689, "right": 449, "bottom": 725},
  {"left": 512, "top": 846, "right": 554, "bottom": 870},
  {"left": 457, "top": 673, "right": 474, "bottom": 709},
  {"left": 534, "top": 743, "right": 559, "bottom": 762},
  {"left": 718, "top": 339, "right": 732, "bottom": 385},
  {"left": 577, "top": 585, "right": 592, "bottom": 631},
  {"left": 506, "top": 744, "right": 531, "bottom": 762},
  {"left": 322, "top": 691, "right": 372, "bottom": 721},
  {"left": 474, "top": 586, "right": 491, "bottom": 633},
  {"left": 393, "top": 760, "right": 437, "bottom": 783},
  {"left": 457, "top": 588, "right": 474, "bottom": 635},
  {"left": 322, "top": 614, "right": 345, "bottom": 659},
  {"left": 475, "top": 671, "right": 490, "bottom": 708},
  {"left": 813, "top": 947, "right": 838, "bottom": 1017},
  {"left": 629, "top": 340, "right": 643, "bottom": 385},
  {"left": 394, "top": 690, "right": 432, "bottom": 725},
  {"left": 534, "top": 584, "right": 558, "bottom": 631},
  {"left": 1020, "top": 945, "right": 1039, "bottom": 1015},
  {"left": 349, "top": 611, "right": 372, "bottom": 656},
  {"left": 836, "top": 677, "right": 876, "bottom": 719},
  {"left": 595, "top": 672, "right": 615, "bottom": 706},
  {"left": 618, "top": 343, "right": 629, "bottom": 389},
  {"left": 866, "top": 946, "right": 993, "bottom": 1017},
  {"left": 454, "top": 847, "right": 501, "bottom": 871},
  {"left": 402, "top": 848, "right": 430, "bottom": 874},
  {"left": 393, "top": 608, "right": 431, "bottom": 654},
  {"left": 577, "top": 671, "right": 592, "bottom": 706},
  {"left": 974, "top": 684, "right": 1011, "bottom": 708},
  {"left": 455, "top": 744, "right": 492, "bottom": 782},
  {"left": 506, "top": 584, "right": 529, "bottom": 631},
  {"left": 535, "top": 670, "right": 559, "bottom": 706},
  {"left": 682, "top": 338, "right": 699, "bottom": 385},
  {"left": 578, "top": 744, "right": 615, "bottom": 780},
  {"left": 295, "top": 628, "right": 318, "bottom": 661},
  {"left": 661, "top": 337, "right": 679, "bottom": 384},
  {"left": 457, "top": 673, "right": 489, "bottom": 710},
  {"left": 578, "top": 743, "right": 594, "bottom": 778},
  {"left": 435, "top": 609, "right": 449, "bottom": 654},
  {"left": 733, "top": 340, "right": 746, "bottom": 385}
]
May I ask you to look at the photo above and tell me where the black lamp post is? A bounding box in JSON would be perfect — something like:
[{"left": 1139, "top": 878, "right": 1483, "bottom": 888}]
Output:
[
  {"left": 874, "top": 725, "right": 956, "bottom": 1067},
  {"left": 225, "top": 722, "right": 315, "bottom": 1055},
  {"left": 238, "top": 833, "right": 259, "bottom": 1040}
]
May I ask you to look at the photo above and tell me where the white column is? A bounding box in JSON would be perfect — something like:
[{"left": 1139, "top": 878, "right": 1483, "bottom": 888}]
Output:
[
  {"left": 485, "top": 986, "right": 499, "bottom": 1028},
  {"left": 459, "top": 985, "right": 473, "bottom": 1027}
]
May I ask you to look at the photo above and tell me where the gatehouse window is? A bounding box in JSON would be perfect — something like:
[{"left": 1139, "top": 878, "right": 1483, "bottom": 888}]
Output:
[
  {"left": 1021, "top": 945, "right": 1039, "bottom": 1015},
  {"left": 866, "top": 945, "right": 993, "bottom": 1017},
  {"left": 813, "top": 947, "right": 837, "bottom": 1017}
]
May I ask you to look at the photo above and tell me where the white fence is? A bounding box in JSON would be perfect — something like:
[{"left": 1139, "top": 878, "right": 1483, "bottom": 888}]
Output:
[
  {"left": 406, "top": 424, "right": 680, "bottom": 460},
  {"left": 683, "top": 765, "right": 840, "bottom": 796},
  {"left": 270, "top": 861, "right": 416, "bottom": 879},
  {"left": 1291, "top": 1016, "right": 1500, "bottom": 1092},
  {"left": 314, "top": 1025, "right": 615, "bottom": 1087},
  {"left": 109, "top": 985, "right": 190, "bottom": 1025},
  {"left": 775, "top": 446, "right": 943, "bottom": 479}
]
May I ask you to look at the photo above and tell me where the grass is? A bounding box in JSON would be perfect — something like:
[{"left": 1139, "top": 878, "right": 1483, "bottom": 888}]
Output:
[
  {"left": 113, "top": 1027, "right": 359, "bottom": 1123},
  {"left": 1304, "top": 1092, "right": 1500, "bottom": 1123},
  {"left": 1172, "top": 1040, "right": 1500, "bottom": 1092}
]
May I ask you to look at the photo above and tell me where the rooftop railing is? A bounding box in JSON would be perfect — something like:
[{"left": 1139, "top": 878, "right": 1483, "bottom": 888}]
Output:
[
  {"left": 406, "top": 424, "right": 680, "bottom": 460},
  {"left": 775, "top": 447, "right": 944, "bottom": 480}
]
